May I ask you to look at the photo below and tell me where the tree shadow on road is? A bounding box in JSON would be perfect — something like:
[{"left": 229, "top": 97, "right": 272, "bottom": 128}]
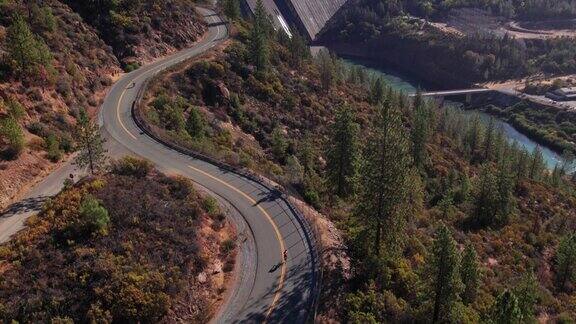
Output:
[{"left": 1, "top": 196, "right": 48, "bottom": 219}]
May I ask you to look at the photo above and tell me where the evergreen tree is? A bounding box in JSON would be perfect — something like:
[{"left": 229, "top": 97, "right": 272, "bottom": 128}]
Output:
[
  {"left": 0, "top": 116, "right": 25, "bottom": 159},
  {"left": 473, "top": 165, "right": 499, "bottom": 227},
  {"left": 249, "top": 0, "right": 270, "bottom": 72},
  {"left": 298, "top": 134, "right": 317, "bottom": 178},
  {"left": 326, "top": 105, "right": 359, "bottom": 198},
  {"left": 6, "top": 14, "right": 52, "bottom": 78},
  {"left": 483, "top": 117, "right": 495, "bottom": 161},
  {"left": 285, "top": 155, "right": 304, "bottom": 184},
  {"left": 491, "top": 290, "right": 523, "bottom": 324},
  {"left": 289, "top": 31, "right": 310, "bottom": 68},
  {"left": 460, "top": 244, "right": 480, "bottom": 305},
  {"left": 465, "top": 115, "right": 483, "bottom": 158},
  {"left": 495, "top": 157, "right": 515, "bottom": 224},
  {"left": 223, "top": 0, "right": 241, "bottom": 21},
  {"left": 550, "top": 163, "right": 563, "bottom": 188},
  {"left": 74, "top": 110, "right": 108, "bottom": 175},
  {"left": 514, "top": 145, "right": 530, "bottom": 183},
  {"left": 186, "top": 106, "right": 205, "bottom": 139},
  {"left": 561, "top": 150, "right": 575, "bottom": 175},
  {"left": 370, "top": 77, "right": 386, "bottom": 104},
  {"left": 318, "top": 50, "right": 335, "bottom": 92},
  {"left": 356, "top": 98, "right": 411, "bottom": 258},
  {"left": 428, "top": 224, "right": 462, "bottom": 323},
  {"left": 271, "top": 127, "right": 288, "bottom": 161},
  {"left": 556, "top": 233, "right": 576, "bottom": 290},
  {"left": 513, "top": 271, "right": 539, "bottom": 322},
  {"left": 528, "top": 146, "right": 545, "bottom": 181},
  {"left": 454, "top": 173, "right": 471, "bottom": 204},
  {"left": 46, "top": 134, "right": 62, "bottom": 162},
  {"left": 411, "top": 92, "right": 429, "bottom": 170}
]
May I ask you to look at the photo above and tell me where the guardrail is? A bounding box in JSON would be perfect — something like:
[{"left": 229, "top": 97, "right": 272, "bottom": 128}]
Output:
[{"left": 131, "top": 61, "right": 323, "bottom": 322}]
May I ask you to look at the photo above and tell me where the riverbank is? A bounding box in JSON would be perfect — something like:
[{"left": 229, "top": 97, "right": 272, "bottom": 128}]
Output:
[{"left": 342, "top": 58, "right": 571, "bottom": 170}]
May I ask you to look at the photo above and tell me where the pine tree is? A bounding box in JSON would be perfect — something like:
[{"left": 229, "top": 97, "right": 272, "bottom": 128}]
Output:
[
  {"left": 561, "top": 150, "right": 575, "bottom": 175},
  {"left": 271, "top": 127, "right": 288, "bottom": 161},
  {"left": 318, "top": 50, "right": 335, "bottom": 92},
  {"left": 514, "top": 145, "right": 530, "bottom": 182},
  {"left": 370, "top": 78, "right": 386, "bottom": 104},
  {"left": 223, "top": 0, "right": 241, "bottom": 21},
  {"left": 6, "top": 14, "right": 52, "bottom": 78},
  {"left": 550, "top": 163, "right": 563, "bottom": 188},
  {"left": 465, "top": 115, "right": 483, "bottom": 158},
  {"left": 429, "top": 224, "right": 462, "bottom": 323},
  {"left": 289, "top": 31, "right": 310, "bottom": 68},
  {"left": 0, "top": 116, "right": 25, "bottom": 159},
  {"left": 491, "top": 290, "right": 523, "bottom": 324},
  {"left": 249, "top": 0, "right": 270, "bottom": 72},
  {"left": 285, "top": 155, "right": 304, "bottom": 184},
  {"left": 556, "top": 233, "right": 576, "bottom": 290},
  {"left": 411, "top": 92, "right": 429, "bottom": 170},
  {"left": 326, "top": 105, "right": 359, "bottom": 198},
  {"left": 513, "top": 271, "right": 539, "bottom": 322},
  {"left": 186, "top": 106, "right": 205, "bottom": 139},
  {"left": 74, "top": 110, "right": 108, "bottom": 175},
  {"left": 528, "top": 146, "right": 545, "bottom": 181},
  {"left": 460, "top": 244, "right": 480, "bottom": 305},
  {"left": 483, "top": 117, "right": 495, "bottom": 161},
  {"left": 356, "top": 98, "right": 411, "bottom": 258},
  {"left": 495, "top": 157, "right": 515, "bottom": 225},
  {"left": 473, "top": 165, "right": 499, "bottom": 227}
]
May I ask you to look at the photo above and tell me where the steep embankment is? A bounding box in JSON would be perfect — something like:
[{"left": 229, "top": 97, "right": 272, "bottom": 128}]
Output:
[
  {"left": 0, "top": 0, "right": 206, "bottom": 211},
  {"left": 61, "top": 0, "right": 207, "bottom": 66},
  {"left": 0, "top": 158, "right": 237, "bottom": 322}
]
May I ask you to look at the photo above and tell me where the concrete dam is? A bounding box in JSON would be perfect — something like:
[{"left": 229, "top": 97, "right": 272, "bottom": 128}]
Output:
[{"left": 244, "top": 0, "right": 348, "bottom": 41}]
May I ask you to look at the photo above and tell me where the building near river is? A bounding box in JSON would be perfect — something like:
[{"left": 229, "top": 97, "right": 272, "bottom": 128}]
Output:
[{"left": 546, "top": 87, "right": 576, "bottom": 101}]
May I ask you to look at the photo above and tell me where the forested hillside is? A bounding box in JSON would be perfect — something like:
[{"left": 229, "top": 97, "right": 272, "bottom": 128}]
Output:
[
  {"left": 0, "top": 157, "right": 236, "bottom": 322},
  {"left": 0, "top": 0, "right": 206, "bottom": 210},
  {"left": 319, "top": 0, "right": 576, "bottom": 86},
  {"left": 139, "top": 3, "right": 576, "bottom": 322}
]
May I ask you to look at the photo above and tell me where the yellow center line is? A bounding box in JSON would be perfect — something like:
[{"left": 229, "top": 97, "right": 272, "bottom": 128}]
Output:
[
  {"left": 115, "top": 17, "right": 221, "bottom": 141},
  {"left": 187, "top": 165, "right": 286, "bottom": 322},
  {"left": 114, "top": 16, "right": 286, "bottom": 320},
  {"left": 116, "top": 88, "right": 138, "bottom": 140}
]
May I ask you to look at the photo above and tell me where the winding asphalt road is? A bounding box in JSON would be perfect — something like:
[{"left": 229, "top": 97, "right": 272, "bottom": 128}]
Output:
[{"left": 0, "top": 7, "right": 316, "bottom": 323}]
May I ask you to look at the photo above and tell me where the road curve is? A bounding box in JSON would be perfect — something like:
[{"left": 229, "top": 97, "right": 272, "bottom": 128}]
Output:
[{"left": 101, "top": 7, "right": 316, "bottom": 323}]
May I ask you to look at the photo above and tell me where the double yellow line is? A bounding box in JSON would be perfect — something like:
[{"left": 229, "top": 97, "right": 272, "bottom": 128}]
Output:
[{"left": 112, "top": 15, "right": 287, "bottom": 321}]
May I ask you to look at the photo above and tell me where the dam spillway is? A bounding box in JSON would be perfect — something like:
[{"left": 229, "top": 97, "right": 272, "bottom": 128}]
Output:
[{"left": 244, "top": 0, "right": 348, "bottom": 41}]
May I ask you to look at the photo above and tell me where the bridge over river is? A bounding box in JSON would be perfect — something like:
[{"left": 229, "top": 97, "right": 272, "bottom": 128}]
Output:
[{"left": 409, "top": 88, "right": 495, "bottom": 103}]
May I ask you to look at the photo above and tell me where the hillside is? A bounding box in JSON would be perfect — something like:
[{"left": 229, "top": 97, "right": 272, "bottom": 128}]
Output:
[
  {"left": 0, "top": 0, "right": 206, "bottom": 211},
  {"left": 0, "top": 157, "right": 236, "bottom": 322},
  {"left": 61, "top": 0, "right": 207, "bottom": 66},
  {"left": 318, "top": 0, "right": 576, "bottom": 87},
  {"left": 138, "top": 8, "right": 576, "bottom": 322}
]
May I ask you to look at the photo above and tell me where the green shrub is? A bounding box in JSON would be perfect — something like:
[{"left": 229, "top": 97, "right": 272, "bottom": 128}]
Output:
[
  {"left": 220, "top": 239, "right": 235, "bottom": 254},
  {"left": 5, "top": 99, "right": 25, "bottom": 120},
  {"left": 203, "top": 197, "right": 219, "bottom": 216},
  {"left": 123, "top": 62, "right": 141, "bottom": 72},
  {"left": 111, "top": 156, "right": 153, "bottom": 178},
  {"left": 78, "top": 195, "right": 110, "bottom": 236},
  {"left": 45, "top": 134, "right": 62, "bottom": 162},
  {"left": 0, "top": 117, "right": 25, "bottom": 159}
]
